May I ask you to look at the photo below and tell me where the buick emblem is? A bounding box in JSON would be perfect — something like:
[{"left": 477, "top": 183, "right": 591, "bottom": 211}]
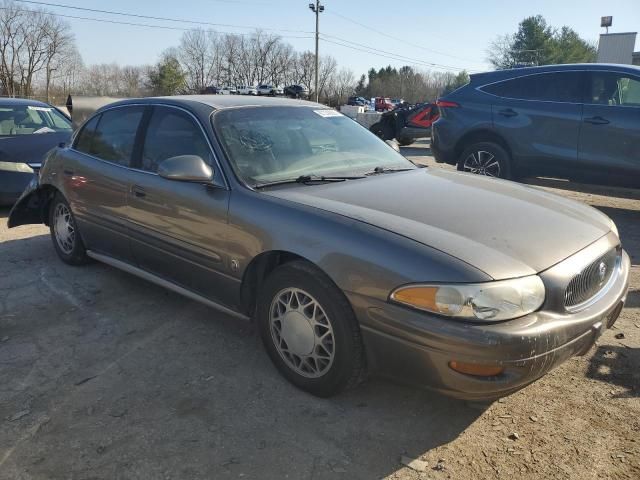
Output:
[{"left": 598, "top": 262, "right": 607, "bottom": 283}]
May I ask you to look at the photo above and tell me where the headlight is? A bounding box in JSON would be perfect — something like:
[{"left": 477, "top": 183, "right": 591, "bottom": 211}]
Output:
[
  {"left": 390, "top": 275, "right": 545, "bottom": 322},
  {"left": 0, "top": 161, "right": 33, "bottom": 173}
]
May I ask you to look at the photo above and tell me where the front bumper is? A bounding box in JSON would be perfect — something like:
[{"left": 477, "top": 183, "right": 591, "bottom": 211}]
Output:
[
  {"left": 0, "top": 168, "right": 36, "bottom": 206},
  {"left": 351, "top": 248, "right": 630, "bottom": 401}
]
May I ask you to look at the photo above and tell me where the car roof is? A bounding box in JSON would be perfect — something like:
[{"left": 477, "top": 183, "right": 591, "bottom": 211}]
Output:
[
  {"left": 0, "top": 97, "right": 53, "bottom": 107},
  {"left": 470, "top": 63, "right": 640, "bottom": 83},
  {"left": 107, "top": 94, "right": 325, "bottom": 110}
]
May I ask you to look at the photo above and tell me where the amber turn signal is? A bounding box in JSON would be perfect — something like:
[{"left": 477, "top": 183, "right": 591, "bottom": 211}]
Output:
[{"left": 449, "top": 361, "right": 504, "bottom": 377}]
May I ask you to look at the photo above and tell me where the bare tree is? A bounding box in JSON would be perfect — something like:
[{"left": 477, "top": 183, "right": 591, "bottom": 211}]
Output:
[{"left": 42, "top": 15, "right": 74, "bottom": 102}]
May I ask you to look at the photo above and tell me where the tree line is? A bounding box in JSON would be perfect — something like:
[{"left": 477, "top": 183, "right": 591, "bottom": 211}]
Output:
[{"left": 0, "top": 1, "right": 599, "bottom": 107}]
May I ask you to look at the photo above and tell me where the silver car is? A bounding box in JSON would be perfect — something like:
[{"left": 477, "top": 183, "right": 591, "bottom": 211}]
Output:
[{"left": 8, "top": 95, "right": 630, "bottom": 399}]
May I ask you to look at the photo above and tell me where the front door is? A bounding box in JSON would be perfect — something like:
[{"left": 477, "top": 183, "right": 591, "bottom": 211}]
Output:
[
  {"left": 64, "top": 106, "right": 146, "bottom": 262},
  {"left": 125, "top": 105, "right": 236, "bottom": 307},
  {"left": 486, "top": 70, "right": 585, "bottom": 174},
  {"left": 578, "top": 71, "right": 640, "bottom": 181}
]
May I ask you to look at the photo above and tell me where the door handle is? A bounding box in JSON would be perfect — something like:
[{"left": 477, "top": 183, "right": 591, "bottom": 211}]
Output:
[
  {"left": 498, "top": 108, "right": 518, "bottom": 117},
  {"left": 131, "top": 185, "right": 146, "bottom": 198},
  {"left": 63, "top": 169, "right": 74, "bottom": 177},
  {"left": 584, "top": 116, "right": 609, "bottom": 125}
]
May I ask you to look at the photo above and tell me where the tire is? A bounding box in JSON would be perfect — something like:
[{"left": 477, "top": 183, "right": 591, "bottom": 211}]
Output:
[
  {"left": 49, "top": 193, "right": 90, "bottom": 265},
  {"left": 457, "top": 141, "right": 512, "bottom": 179},
  {"left": 257, "top": 261, "right": 365, "bottom": 397},
  {"left": 370, "top": 122, "right": 393, "bottom": 141},
  {"left": 397, "top": 136, "right": 414, "bottom": 146}
]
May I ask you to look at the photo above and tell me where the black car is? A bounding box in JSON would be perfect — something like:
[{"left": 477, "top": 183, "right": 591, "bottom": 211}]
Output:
[
  {"left": 432, "top": 63, "right": 640, "bottom": 184},
  {"left": 0, "top": 98, "right": 72, "bottom": 205},
  {"left": 283, "top": 84, "right": 309, "bottom": 99}
]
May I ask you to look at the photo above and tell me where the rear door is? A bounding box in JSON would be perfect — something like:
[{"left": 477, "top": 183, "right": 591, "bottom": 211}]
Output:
[
  {"left": 64, "top": 105, "right": 145, "bottom": 262},
  {"left": 125, "top": 105, "right": 236, "bottom": 307},
  {"left": 484, "top": 71, "right": 585, "bottom": 174},
  {"left": 578, "top": 70, "right": 640, "bottom": 180}
]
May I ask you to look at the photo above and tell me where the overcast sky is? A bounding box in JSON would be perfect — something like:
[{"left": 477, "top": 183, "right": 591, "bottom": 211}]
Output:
[{"left": 28, "top": 0, "right": 640, "bottom": 76}]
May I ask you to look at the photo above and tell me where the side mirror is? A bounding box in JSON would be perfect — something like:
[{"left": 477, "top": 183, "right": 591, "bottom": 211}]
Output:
[
  {"left": 158, "top": 155, "right": 213, "bottom": 182},
  {"left": 385, "top": 139, "right": 400, "bottom": 153}
]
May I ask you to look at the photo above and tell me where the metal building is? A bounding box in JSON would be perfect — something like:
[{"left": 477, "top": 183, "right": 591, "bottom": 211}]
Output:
[{"left": 597, "top": 32, "right": 637, "bottom": 64}]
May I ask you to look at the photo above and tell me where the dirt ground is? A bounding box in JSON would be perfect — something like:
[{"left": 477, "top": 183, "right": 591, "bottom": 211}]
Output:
[{"left": 1, "top": 140, "right": 638, "bottom": 480}]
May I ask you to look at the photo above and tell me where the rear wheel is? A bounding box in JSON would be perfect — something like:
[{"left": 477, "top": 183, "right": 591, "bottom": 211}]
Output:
[
  {"left": 457, "top": 141, "right": 512, "bottom": 179},
  {"left": 49, "top": 193, "right": 90, "bottom": 265},
  {"left": 257, "top": 261, "right": 365, "bottom": 397}
]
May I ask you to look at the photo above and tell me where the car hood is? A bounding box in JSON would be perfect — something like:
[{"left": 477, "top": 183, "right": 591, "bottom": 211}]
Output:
[
  {"left": 0, "top": 131, "right": 70, "bottom": 166},
  {"left": 263, "top": 169, "right": 613, "bottom": 279}
]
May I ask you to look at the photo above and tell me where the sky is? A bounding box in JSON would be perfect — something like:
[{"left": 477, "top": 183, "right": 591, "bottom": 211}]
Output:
[{"left": 20, "top": 0, "right": 640, "bottom": 77}]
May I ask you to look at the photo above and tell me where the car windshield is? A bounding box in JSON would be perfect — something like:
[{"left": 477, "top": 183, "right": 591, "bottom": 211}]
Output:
[
  {"left": 214, "top": 106, "right": 414, "bottom": 186},
  {"left": 0, "top": 105, "right": 71, "bottom": 135}
]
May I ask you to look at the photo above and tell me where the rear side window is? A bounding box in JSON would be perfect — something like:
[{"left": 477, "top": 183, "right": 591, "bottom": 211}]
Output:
[
  {"left": 76, "top": 107, "right": 144, "bottom": 166},
  {"left": 74, "top": 115, "right": 100, "bottom": 154},
  {"left": 140, "top": 107, "right": 211, "bottom": 173},
  {"left": 483, "top": 72, "right": 584, "bottom": 103},
  {"left": 588, "top": 72, "right": 640, "bottom": 106}
]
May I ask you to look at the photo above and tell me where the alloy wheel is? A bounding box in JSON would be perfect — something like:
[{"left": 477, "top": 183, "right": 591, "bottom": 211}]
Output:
[
  {"left": 462, "top": 150, "right": 501, "bottom": 177},
  {"left": 53, "top": 203, "right": 75, "bottom": 254},
  {"left": 269, "top": 287, "right": 335, "bottom": 378}
]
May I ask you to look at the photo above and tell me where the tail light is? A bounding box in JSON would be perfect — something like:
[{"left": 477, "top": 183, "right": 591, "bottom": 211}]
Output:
[{"left": 436, "top": 100, "right": 460, "bottom": 108}]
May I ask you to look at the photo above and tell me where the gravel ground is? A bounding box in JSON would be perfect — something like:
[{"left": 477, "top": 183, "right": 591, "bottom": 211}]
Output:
[{"left": 0, "top": 140, "right": 638, "bottom": 479}]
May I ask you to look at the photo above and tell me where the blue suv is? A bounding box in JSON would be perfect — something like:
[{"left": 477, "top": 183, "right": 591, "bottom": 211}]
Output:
[{"left": 432, "top": 64, "right": 640, "bottom": 185}]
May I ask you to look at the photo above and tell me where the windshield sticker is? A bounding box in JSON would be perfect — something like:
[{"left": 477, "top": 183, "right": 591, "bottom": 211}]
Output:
[
  {"left": 27, "top": 106, "right": 53, "bottom": 112},
  {"left": 314, "top": 109, "right": 343, "bottom": 118}
]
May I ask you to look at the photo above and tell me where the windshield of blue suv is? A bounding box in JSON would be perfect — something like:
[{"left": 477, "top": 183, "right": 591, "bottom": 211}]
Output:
[
  {"left": 214, "top": 106, "right": 414, "bottom": 186},
  {"left": 0, "top": 105, "right": 71, "bottom": 136}
]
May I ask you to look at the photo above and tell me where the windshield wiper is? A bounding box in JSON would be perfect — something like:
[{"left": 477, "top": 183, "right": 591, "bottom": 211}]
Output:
[
  {"left": 364, "top": 166, "right": 416, "bottom": 176},
  {"left": 253, "top": 174, "right": 365, "bottom": 189}
]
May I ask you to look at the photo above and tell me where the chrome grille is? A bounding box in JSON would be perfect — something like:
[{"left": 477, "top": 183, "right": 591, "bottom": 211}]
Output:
[{"left": 564, "top": 248, "right": 618, "bottom": 308}]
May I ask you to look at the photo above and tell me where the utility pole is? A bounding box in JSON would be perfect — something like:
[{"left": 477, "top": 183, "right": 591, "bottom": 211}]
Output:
[{"left": 309, "top": 1, "right": 324, "bottom": 102}]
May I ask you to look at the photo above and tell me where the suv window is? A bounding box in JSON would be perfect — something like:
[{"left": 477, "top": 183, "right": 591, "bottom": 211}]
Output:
[
  {"left": 588, "top": 72, "right": 640, "bottom": 106},
  {"left": 483, "top": 72, "right": 584, "bottom": 103},
  {"left": 78, "top": 107, "right": 144, "bottom": 166},
  {"left": 141, "top": 106, "right": 211, "bottom": 173}
]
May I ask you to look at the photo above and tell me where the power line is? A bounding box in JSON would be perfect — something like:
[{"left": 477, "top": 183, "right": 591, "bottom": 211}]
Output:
[
  {"left": 320, "top": 33, "right": 479, "bottom": 73},
  {"left": 1, "top": 6, "right": 314, "bottom": 39},
  {"left": 321, "top": 38, "right": 455, "bottom": 72},
  {"left": 14, "top": 0, "right": 313, "bottom": 35},
  {"left": 13, "top": 0, "right": 478, "bottom": 73},
  {"left": 327, "top": 10, "right": 482, "bottom": 66}
]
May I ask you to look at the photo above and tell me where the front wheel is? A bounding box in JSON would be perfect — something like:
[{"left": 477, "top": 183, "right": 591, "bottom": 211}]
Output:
[
  {"left": 457, "top": 141, "right": 512, "bottom": 179},
  {"left": 49, "top": 193, "right": 90, "bottom": 265},
  {"left": 257, "top": 261, "right": 365, "bottom": 397}
]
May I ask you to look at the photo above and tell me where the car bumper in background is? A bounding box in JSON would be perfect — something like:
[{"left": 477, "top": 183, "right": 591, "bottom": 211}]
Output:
[
  {"left": 0, "top": 163, "right": 36, "bottom": 206},
  {"left": 349, "top": 249, "right": 630, "bottom": 401}
]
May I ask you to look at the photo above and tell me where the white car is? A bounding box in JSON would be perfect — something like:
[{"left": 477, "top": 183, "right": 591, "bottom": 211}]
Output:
[
  {"left": 219, "top": 86, "right": 238, "bottom": 95},
  {"left": 257, "top": 84, "right": 283, "bottom": 96},
  {"left": 237, "top": 85, "right": 257, "bottom": 95}
]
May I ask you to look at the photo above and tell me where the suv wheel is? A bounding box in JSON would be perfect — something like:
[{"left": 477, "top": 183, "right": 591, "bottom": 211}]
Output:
[
  {"left": 257, "top": 261, "right": 365, "bottom": 397},
  {"left": 457, "top": 142, "right": 511, "bottom": 179},
  {"left": 49, "top": 193, "right": 90, "bottom": 265}
]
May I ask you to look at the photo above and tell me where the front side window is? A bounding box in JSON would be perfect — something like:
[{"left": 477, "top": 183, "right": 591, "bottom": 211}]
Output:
[
  {"left": 87, "top": 107, "right": 144, "bottom": 166},
  {"left": 140, "top": 107, "right": 211, "bottom": 173},
  {"left": 483, "top": 72, "right": 584, "bottom": 103},
  {"left": 589, "top": 72, "right": 640, "bottom": 106},
  {"left": 0, "top": 104, "right": 71, "bottom": 135},
  {"left": 214, "top": 106, "right": 414, "bottom": 186}
]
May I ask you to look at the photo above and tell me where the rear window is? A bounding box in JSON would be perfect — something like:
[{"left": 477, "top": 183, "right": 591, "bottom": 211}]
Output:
[{"left": 482, "top": 71, "right": 584, "bottom": 103}]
